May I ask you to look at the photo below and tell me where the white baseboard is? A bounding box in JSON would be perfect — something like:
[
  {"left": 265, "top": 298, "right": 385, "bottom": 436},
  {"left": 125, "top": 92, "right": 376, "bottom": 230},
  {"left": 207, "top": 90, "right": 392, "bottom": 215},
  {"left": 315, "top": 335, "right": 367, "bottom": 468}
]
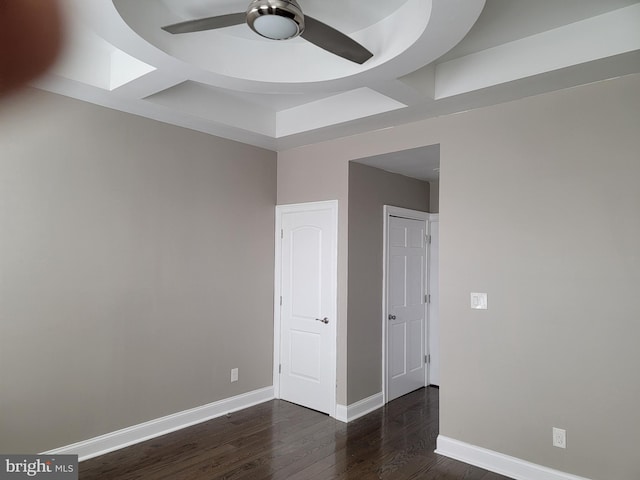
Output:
[
  {"left": 335, "top": 404, "right": 348, "bottom": 423},
  {"left": 335, "top": 392, "right": 384, "bottom": 423},
  {"left": 436, "top": 435, "right": 592, "bottom": 480},
  {"left": 43, "top": 386, "right": 274, "bottom": 462}
]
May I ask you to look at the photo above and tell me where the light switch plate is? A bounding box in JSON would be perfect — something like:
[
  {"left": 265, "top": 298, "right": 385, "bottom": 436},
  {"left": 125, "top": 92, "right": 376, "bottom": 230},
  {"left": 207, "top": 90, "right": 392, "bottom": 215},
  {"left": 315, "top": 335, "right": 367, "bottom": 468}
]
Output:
[{"left": 470, "top": 292, "right": 488, "bottom": 309}]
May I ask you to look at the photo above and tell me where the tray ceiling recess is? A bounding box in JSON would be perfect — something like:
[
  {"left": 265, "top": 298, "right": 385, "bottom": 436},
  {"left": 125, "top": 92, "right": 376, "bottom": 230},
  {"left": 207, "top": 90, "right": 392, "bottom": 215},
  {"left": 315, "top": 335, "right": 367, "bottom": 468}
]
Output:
[{"left": 37, "top": 0, "right": 640, "bottom": 149}]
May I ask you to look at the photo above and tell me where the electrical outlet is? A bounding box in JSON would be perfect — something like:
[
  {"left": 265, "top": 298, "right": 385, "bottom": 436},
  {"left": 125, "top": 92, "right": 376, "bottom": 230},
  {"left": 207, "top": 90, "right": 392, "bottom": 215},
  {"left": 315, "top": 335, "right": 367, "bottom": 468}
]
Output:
[
  {"left": 231, "top": 368, "right": 238, "bottom": 383},
  {"left": 552, "top": 427, "right": 566, "bottom": 448}
]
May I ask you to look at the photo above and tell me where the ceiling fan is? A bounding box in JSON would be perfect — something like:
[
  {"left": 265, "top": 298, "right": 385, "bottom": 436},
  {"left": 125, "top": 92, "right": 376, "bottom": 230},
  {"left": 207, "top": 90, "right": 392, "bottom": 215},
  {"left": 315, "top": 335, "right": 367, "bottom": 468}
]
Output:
[{"left": 161, "top": 0, "right": 373, "bottom": 64}]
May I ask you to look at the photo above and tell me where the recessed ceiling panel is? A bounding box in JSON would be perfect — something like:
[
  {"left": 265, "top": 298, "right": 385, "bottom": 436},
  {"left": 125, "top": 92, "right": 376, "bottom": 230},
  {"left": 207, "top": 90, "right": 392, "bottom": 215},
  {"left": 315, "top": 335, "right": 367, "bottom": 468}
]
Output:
[
  {"left": 109, "top": 0, "right": 485, "bottom": 92},
  {"left": 439, "top": 0, "right": 640, "bottom": 63},
  {"left": 145, "top": 81, "right": 275, "bottom": 136},
  {"left": 37, "top": 0, "right": 639, "bottom": 151},
  {"left": 276, "top": 88, "right": 406, "bottom": 137}
]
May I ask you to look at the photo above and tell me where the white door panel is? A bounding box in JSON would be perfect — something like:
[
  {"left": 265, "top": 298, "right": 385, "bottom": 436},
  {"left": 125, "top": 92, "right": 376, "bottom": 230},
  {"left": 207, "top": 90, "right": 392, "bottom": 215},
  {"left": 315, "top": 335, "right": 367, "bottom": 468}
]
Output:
[
  {"left": 390, "top": 322, "right": 407, "bottom": 378},
  {"left": 278, "top": 203, "right": 337, "bottom": 415},
  {"left": 387, "top": 215, "right": 426, "bottom": 402},
  {"left": 290, "top": 226, "right": 322, "bottom": 317},
  {"left": 289, "top": 330, "right": 321, "bottom": 381},
  {"left": 408, "top": 317, "right": 423, "bottom": 370}
]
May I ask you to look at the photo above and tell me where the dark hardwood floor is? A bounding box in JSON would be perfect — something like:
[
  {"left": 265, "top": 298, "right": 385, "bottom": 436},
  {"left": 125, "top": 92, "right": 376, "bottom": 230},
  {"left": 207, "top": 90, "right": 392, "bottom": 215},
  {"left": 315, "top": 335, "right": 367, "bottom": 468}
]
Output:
[{"left": 80, "top": 387, "right": 511, "bottom": 479}]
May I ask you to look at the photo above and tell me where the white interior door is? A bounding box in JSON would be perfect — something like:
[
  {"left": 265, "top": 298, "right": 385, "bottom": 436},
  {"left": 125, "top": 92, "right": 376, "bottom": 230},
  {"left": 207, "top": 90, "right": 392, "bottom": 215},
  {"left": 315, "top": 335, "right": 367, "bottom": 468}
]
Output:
[
  {"left": 387, "top": 215, "right": 427, "bottom": 402},
  {"left": 427, "top": 215, "right": 440, "bottom": 386},
  {"left": 276, "top": 201, "right": 337, "bottom": 415}
]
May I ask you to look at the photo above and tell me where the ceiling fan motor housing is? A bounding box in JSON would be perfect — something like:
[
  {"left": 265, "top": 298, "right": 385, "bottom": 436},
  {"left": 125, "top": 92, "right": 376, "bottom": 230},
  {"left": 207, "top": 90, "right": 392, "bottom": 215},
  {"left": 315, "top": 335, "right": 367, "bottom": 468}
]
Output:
[{"left": 246, "top": 0, "right": 305, "bottom": 40}]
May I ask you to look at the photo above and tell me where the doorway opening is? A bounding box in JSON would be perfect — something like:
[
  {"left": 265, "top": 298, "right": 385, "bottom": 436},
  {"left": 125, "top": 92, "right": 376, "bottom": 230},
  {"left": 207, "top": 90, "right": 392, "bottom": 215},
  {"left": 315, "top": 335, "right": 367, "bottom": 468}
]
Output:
[{"left": 348, "top": 144, "right": 440, "bottom": 408}]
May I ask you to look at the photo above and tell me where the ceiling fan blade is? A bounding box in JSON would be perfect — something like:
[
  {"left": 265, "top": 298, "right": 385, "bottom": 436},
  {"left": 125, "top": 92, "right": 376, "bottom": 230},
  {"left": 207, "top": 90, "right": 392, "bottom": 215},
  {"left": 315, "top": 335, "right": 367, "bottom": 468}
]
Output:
[
  {"left": 300, "top": 16, "right": 373, "bottom": 64},
  {"left": 162, "top": 13, "right": 246, "bottom": 34}
]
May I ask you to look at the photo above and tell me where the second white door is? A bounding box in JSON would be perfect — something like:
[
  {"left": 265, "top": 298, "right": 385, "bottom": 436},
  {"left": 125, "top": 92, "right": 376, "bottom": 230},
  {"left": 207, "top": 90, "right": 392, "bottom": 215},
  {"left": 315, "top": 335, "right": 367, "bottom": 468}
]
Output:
[
  {"left": 387, "top": 215, "right": 426, "bottom": 402},
  {"left": 277, "top": 202, "right": 337, "bottom": 415}
]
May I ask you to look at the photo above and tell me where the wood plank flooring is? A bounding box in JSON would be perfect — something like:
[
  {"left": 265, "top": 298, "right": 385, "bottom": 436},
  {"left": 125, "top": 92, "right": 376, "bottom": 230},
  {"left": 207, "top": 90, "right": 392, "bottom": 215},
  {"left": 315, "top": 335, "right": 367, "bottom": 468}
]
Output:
[{"left": 80, "top": 387, "right": 512, "bottom": 479}]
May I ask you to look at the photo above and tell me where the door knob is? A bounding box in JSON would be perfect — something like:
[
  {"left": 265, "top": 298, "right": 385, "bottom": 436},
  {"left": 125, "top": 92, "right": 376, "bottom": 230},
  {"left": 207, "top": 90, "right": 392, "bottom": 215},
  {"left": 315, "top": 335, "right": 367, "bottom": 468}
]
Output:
[
  {"left": 388, "top": 314, "right": 396, "bottom": 320},
  {"left": 316, "top": 317, "right": 329, "bottom": 324}
]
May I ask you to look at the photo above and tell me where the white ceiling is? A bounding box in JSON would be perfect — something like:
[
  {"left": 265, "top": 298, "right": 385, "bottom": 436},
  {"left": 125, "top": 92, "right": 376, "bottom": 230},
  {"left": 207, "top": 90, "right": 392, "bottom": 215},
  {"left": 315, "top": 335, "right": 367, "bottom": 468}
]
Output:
[
  {"left": 36, "top": 0, "right": 640, "bottom": 160},
  {"left": 439, "top": 0, "right": 640, "bottom": 62}
]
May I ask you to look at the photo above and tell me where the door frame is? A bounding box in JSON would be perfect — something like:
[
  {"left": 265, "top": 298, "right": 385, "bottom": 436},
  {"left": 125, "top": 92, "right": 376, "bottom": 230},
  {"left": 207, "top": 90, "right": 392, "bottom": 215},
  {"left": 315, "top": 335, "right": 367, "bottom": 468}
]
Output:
[
  {"left": 426, "top": 213, "right": 439, "bottom": 386},
  {"left": 273, "top": 200, "right": 338, "bottom": 418},
  {"left": 382, "top": 205, "right": 429, "bottom": 404}
]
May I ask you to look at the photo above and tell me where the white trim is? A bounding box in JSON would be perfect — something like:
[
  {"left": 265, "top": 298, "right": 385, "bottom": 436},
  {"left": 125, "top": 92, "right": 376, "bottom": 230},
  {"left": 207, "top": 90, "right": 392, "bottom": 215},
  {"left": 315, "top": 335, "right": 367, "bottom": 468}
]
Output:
[
  {"left": 273, "top": 207, "right": 283, "bottom": 400},
  {"left": 42, "top": 386, "right": 274, "bottom": 462},
  {"left": 274, "top": 200, "right": 339, "bottom": 419},
  {"left": 385, "top": 206, "right": 430, "bottom": 222},
  {"left": 335, "top": 404, "right": 348, "bottom": 423},
  {"left": 436, "top": 436, "right": 593, "bottom": 480},
  {"left": 426, "top": 212, "right": 439, "bottom": 387},
  {"left": 335, "top": 392, "right": 384, "bottom": 423},
  {"left": 382, "top": 206, "right": 429, "bottom": 404}
]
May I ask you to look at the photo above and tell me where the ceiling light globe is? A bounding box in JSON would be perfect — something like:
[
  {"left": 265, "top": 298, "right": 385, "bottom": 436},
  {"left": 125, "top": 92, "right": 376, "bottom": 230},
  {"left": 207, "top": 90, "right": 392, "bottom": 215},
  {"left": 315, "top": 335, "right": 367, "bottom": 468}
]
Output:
[{"left": 253, "top": 15, "right": 298, "bottom": 40}]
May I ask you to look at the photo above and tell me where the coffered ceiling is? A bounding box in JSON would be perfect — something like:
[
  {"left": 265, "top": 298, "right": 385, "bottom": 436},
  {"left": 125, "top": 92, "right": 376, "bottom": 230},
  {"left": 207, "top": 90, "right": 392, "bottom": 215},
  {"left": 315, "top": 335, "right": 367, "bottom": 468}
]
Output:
[{"left": 36, "top": 0, "right": 640, "bottom": 151}]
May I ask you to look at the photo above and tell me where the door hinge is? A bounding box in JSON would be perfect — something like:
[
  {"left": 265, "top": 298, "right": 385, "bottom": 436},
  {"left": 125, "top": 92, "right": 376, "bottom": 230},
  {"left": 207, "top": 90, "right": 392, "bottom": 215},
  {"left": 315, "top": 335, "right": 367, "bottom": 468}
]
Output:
[
  {"left": 280, "top": 296, "right": 283, "bottom": 306},
  {"left": 425, "top": 354, "right": 431, "bottom": 364},
  {"left": 425, "top": 294, "right": 431, "bottom": 303},
  {"left": 426, "top": 234, "right": 431, "bottom": 244},
  {"left": 279, "top": 364, "right": 281, "bottom": 374},
  {"left": 281, "top": 229, "right": 284, "bottom": 239}
]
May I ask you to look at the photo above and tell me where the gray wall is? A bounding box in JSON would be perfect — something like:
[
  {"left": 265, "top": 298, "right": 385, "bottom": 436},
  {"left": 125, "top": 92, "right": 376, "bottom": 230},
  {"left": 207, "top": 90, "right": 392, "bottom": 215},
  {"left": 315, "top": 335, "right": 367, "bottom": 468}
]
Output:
[
  {"left": 438, "top": 74, "right": 640, "bottom": 480},
  {"left": 0, "top": 90, "right": 277, "bottom": 453},
  {"left": 3, "top": 71, "right": 638, "bottom": 479},
  {"left": 347, "top": 162, "right": 429, "bottom": 403},
  {"left": 428, "top": 180, "right": 439, "bottom": 213},
  {"left": 278, "top": 73, "right": 640, "bottom": 480}
]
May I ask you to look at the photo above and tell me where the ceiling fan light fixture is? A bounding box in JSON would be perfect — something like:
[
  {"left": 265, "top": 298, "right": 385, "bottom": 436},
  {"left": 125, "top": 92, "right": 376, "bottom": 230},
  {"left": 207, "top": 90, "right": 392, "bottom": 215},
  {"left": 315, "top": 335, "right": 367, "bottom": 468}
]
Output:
[
  {"left": 246, "top": 0, "right": 304, "bottom": 40},
  {"left": 252, "top": 15, "right": 297, "bottom": 40}
]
